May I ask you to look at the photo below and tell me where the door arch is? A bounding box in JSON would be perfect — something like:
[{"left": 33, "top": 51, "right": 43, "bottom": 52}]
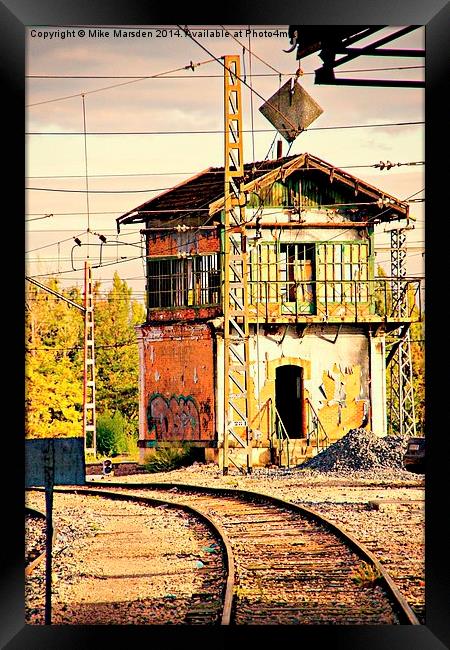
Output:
[{"left": 275, "top": 365, "right": 304, "bottom": 439}]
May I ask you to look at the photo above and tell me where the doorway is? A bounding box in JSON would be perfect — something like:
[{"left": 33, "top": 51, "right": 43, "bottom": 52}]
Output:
[{"left": 275, "top": 365, "right": 304, "bottom": 439}]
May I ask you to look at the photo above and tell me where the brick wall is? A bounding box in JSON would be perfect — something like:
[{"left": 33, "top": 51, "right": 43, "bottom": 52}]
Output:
[
  {"left": 147, "top": 228, "right": 220, "bottom": 257},
  {"left": 140, "top": 322, "right": 216, "bottom": 446}
]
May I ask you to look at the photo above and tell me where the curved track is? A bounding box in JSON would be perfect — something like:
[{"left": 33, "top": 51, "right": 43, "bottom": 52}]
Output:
[
  {"left": 25, "top": 506, "right": 54, "bottom": 576},
  {"left": 26, "top": 487, "right": 233, "bottom": 625},
  {"left": 51, "top": 482, "right": 419, "bottom": 625}
]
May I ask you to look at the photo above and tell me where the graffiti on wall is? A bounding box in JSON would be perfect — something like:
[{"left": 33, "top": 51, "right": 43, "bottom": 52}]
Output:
[{"left": 147, "top": 394, "right": 201, "bottom": 440}]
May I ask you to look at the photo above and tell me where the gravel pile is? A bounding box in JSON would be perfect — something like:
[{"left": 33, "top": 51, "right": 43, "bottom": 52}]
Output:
[{"left": 298, "top": 429, "right": 409, "bottom": 473}]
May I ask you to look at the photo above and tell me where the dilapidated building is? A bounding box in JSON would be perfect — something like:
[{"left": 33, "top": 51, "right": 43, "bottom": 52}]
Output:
[{"left": 117, "top": 153, "right": 421, "bottom": 468}]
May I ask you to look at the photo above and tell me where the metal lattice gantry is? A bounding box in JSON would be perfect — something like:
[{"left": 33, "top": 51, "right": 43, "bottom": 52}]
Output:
[
  {"left": 83, "top": 261, "right": 97, "bottom": 455},
  {"left": 222, "top": 55, "right": 253, "bottom": 475},
  {"left": 388, "top": 229, "right": 416, "bottom": 437}
]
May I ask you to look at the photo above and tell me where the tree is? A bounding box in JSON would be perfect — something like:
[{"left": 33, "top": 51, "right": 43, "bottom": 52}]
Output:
[
  {"left": 25, "top": 279, "right": 84, "bottom": 437},
  {"left": 25, "top": 273, "right": 145, "bottom": 446},
  {"left": 94, "top": 272, "right": 145, "bottom": 430}
]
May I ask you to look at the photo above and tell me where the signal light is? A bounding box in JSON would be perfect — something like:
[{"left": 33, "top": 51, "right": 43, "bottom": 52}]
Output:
[{"left": 102, "top": 459, "right": 113, "bottom": 476}]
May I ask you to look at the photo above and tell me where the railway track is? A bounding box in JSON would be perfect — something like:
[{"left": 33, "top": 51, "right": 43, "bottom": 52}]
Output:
[
  {"left": 25, "top": 507, "right": 53, "bottom": 576},
  {"left": 35, "top": 482, "right": 419, "bottom": 626}
]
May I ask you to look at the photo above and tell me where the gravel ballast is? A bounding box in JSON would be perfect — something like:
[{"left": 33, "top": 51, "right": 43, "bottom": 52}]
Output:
[{"left": 25, "top": 444, "right": 425, "bottom": 625}]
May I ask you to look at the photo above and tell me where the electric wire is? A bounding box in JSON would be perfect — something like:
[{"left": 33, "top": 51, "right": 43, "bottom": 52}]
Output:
[
  {"left": 26, "top": 121, "right": 424, "bottom": 136},
  {"left": 26, "top": 231, "right": 86, "bottom": 254},
  {"left": 26, "top": 57, "right": 217, "bottom": 107},
  {"left": 25, "top": 160, "right": 425, "bottom": 180},
  {"left": 82, "top": 94, "right": 91, "bottom": 257},
  {"left": 26, "top": 66, "right": 423, "bottom": 80},
  {"left": 219, "top": 25, "right": 281, "bottom": 74},
  {"left": 26, "top": 188, "right": 424, "bottom": 268},
  {"left": 179, "top": 25, "right": 423, "bottom": 140},
  {"left": 26, "top": 184, "right": 425, "bottom": 271}
]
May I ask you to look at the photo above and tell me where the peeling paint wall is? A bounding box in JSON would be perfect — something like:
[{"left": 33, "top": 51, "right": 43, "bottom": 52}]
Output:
[
  {"left": 137, "top": 322, "right": 215, "bottom": 451},
  {"left": 215, "top": 324, "right": 381, "bottom": 448}
]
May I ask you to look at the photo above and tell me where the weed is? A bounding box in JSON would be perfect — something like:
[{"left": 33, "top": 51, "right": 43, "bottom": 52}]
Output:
[
  {"left": 351, "top": 561, "right": 382, "bottom": 587},
  {"left": 143, "top": 443, "right": 196, "bottom": 473}
]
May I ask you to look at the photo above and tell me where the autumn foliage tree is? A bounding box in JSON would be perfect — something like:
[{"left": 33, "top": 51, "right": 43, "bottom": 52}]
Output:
[
  {"left": 25, "top": 279, "right": 84, "bottom": 437},
  {"left": 94, "top": 272, "right": 145, "bottom": 432},
  {"left": 25, "top": 273, "right": 145, "bottom": 447}
]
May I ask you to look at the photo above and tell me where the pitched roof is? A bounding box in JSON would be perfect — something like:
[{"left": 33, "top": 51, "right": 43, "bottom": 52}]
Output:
[{"left": 116, "top": 152, "right": 408, "bottom": 230}]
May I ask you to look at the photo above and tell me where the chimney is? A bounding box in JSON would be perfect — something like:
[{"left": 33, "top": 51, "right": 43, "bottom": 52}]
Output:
[{"left": 276, "top": 139, "right": 283, "bottom": 159}]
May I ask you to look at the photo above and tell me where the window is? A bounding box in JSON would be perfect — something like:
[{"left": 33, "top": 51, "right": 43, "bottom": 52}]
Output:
[
  {"left": 279, "top": 243, "right": 315, "bottom": 308},
  {"left": 316, "top": 243, "right": 369, "bottom": 304},
  {"left": 248, "top": 241, "right": 370, "bottom": 316},
  {"left": 147, "top": 254, "right": 220, "bottom": 309}
]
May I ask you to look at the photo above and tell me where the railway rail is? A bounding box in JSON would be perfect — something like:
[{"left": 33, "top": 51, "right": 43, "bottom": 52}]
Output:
[
  {"left": 27, "top": 482, "right": 420, "bottom": 625},
  {"left": 25, "top": 506, "right": 55, "bottom": 577}
]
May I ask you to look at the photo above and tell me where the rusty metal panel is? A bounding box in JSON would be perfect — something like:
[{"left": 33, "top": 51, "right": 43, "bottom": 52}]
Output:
[
  {"left": 259, "top": 80, "right": 323, "bottom": 143},
  {"left": 25, "top": 438, "right": 86, "bottom": 487}
]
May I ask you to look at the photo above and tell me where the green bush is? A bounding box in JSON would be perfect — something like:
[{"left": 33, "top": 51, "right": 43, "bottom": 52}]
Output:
[
  {"left": 144, "top": 443, "right": 196, "bottom": 473},
  {"left": 96, "top": 411, "right": 132, "bottom": 457}
]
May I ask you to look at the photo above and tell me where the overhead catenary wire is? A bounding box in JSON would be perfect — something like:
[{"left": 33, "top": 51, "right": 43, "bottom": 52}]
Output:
[
  {"left": 179, "top": 25, "right": 424, "bottom": 140},
  {"left": 26, "top": 57, "right": 217, "bottom": 107},
  {"left": 26, "top": 66, "right": 424, "bottom": 80},
  {"left": 28, "top": 32, "right": 426, "bottom": 280},
  {"left": 25, "top": 160, "right": 425, "bottom": 180},
  {"left": 25, "top": 159, "right": 425, "bottom": 193},
  {"left": 26, "top": 183, "right": 425, "bottom": 271},
  {"left": 220, "top": 24, "right": 281, "bottom": 75},
  {"left": 82, "top": 94, "right": 91, "bottom": 257},
  {"left": 26, "top": 231, "right": 86, "bottom": 254},
  {"left": 26, "top": 121, "right": 424, "bottom": 136}
]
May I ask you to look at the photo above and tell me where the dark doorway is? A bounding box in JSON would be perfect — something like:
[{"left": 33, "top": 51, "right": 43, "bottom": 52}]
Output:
[{"left": 275, "top": 365, "right": 304, "bottom": 439}]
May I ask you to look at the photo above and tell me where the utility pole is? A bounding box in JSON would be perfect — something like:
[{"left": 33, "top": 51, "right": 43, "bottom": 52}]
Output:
[
  {"left": 83, "top": 261, "right": 97, "bottom": 456},
  {"left": 388, "top": 229, "right": 416, "bottom": 437},
  {"left": 222, "top": 55, "right": 253, "bottom": 474}
]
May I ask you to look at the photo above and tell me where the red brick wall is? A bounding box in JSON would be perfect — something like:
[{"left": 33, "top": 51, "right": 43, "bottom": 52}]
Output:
[
  {"left": 147, "top": 229, "right": 220, "bottom": 257},
  {"left": 147, "top": 306, "right": 221, "bottom": 323},
  {"left": 140, "top": 323, "right": 216, "bottom": 445}
]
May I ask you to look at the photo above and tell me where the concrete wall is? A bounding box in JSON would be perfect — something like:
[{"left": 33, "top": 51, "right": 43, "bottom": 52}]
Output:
[{"left": 215, "top": 324, "right": 386, "bottom": 451}]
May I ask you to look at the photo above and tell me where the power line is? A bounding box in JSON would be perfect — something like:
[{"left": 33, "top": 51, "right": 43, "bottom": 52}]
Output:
[
  {"left": 81, "top": 94, "right": 91, "bottom": 255},
  {"left": 28, "top": 228, "right": 142, "bottom": 233},
  {"left": 26, "top": 171, "right": 198, "bottom": 179},
  {"left": 26, "top": 121, "right": 424, "bottom": 136},
  {"left": 25, "top": 231, "right": 86, "bottom": 254},
  {"left": 26, "top": 211, "right": 136, "bottom": 218},
  {"left": 28, "top": 253, "right": 145, "bottom": 278},
  {"left": 27, "top": 185, "right": 425, "bottom": 267},
  {"left": 25, "top": 160, "right": 425, "bottom": 194},
  {"left": 26, "top": 57, "right": 217, "bottom": 107},
  {"left": 24, "top": 160, "right": 425, "bottom": 180},
  {"left": 221, "top": 25, "right": 281, "bottom": 75},
  {"left": 26, "top": 186, "right": 174, "bottom": 194},
  {"left": 26, "top": 66, "right": 423, "bottom": 80},
  {"left": 26, "top": 341, "right": 138, "bottom": 352}
]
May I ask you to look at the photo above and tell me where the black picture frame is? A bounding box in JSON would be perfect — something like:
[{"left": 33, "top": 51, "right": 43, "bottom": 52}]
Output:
[{"left": 5, "top": 0, "right": 449, "bottom": 648}]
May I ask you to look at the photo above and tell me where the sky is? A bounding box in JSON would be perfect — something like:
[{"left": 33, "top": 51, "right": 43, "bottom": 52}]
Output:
[{"left": 25, "top": 25, "right": 425, "bottom": 302}]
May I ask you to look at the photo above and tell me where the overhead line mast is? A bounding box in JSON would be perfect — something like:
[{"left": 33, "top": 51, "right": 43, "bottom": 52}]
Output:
[
  {"left": 222, "top": 55, "right": 253, "bottom": 475},
  {"left": 388, "top": 229, "right": 417, "bottom": 438},
  {"left": 83, "top": 261, "right": 97, "bottom": 456}
]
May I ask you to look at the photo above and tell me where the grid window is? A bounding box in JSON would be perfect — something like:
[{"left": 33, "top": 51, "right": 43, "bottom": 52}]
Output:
[{"left": 147, "top": 254, "right": 220, "bottom": 309}]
